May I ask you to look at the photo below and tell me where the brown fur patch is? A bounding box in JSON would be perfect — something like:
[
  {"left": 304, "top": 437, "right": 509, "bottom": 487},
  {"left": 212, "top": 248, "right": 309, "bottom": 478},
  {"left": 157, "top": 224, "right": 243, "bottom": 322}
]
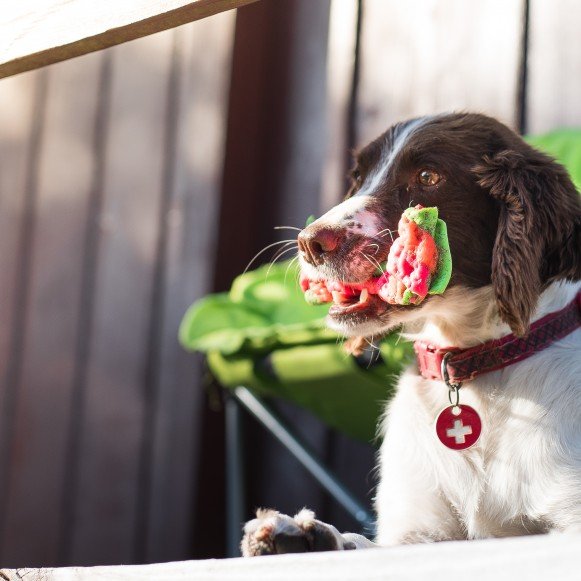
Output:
[{"left": 473, "top": 146, "right": 581, "bottom": 335}]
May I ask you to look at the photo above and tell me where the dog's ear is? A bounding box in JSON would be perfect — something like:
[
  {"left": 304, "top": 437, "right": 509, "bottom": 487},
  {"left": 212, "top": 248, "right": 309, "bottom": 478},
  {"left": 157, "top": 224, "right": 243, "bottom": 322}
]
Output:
[{"left": 473, "top": 147, "right": 581, "bottom": 336}]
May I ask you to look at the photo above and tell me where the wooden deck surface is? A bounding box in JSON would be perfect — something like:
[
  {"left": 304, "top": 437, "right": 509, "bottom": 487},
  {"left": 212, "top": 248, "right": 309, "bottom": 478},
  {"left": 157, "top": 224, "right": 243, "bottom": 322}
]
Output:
[{"left": 1, "top": 533, "right": 579, "bottom": 580}]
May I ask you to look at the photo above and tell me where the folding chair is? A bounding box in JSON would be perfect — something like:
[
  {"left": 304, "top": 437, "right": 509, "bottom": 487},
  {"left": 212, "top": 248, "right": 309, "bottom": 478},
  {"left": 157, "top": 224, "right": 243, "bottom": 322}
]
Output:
[{"left": 180, "top": 261, "right": 413, "bottom": 556}]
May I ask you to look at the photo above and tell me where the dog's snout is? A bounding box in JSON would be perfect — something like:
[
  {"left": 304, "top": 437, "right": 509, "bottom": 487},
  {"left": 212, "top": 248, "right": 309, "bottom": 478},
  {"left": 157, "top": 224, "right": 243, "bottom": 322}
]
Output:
[{"left": 298, "top": 227, "right": 340, "bottom": 265}]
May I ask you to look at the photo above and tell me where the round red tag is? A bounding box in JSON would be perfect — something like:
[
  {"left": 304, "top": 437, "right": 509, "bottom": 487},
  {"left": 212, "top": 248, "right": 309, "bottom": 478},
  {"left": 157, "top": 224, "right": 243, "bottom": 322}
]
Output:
[{"left": 435, "top": 404, "right": 482, "bottom": 450}]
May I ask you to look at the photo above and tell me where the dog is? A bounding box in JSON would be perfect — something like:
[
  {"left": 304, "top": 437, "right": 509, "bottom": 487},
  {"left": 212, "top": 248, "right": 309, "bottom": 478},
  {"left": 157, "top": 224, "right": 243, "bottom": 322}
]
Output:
[{"left": 241, "top": 113, "right": 581, "bottom": 556}]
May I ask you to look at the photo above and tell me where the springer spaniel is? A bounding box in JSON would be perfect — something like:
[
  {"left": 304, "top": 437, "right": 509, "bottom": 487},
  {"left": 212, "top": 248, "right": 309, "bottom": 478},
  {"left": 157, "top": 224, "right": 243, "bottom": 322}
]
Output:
[{"left": 241, "top": 113, "right": 581, "bottom": 555}]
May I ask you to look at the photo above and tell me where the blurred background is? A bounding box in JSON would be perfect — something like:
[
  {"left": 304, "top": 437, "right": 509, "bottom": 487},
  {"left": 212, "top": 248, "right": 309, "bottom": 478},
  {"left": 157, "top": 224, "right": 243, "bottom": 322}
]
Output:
[{"left": 0, "top": 0, "right": 579, "bottom": 568}]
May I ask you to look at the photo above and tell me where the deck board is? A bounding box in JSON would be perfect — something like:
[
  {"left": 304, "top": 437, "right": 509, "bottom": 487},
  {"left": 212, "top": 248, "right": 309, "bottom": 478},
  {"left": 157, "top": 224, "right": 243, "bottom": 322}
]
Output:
[
  {"left": 67, "top": 32, "right": 174, "bottom": 565},
  {"left": 0, "top": 69, "right": 40, "bottom": 563},
  {"left": 356, "top": 0, "right": 524, "bottom": 144},
  {"left": 527, "top": 0, "right": 581, "bottom": 133},
  {"left": 0, "top": 0, "right": 258, "bottom": 79},
  {"left": 1, "top": 533, "right": 578, "bottom": 581},
  {"left": 0, "top": 52, "right": 104, "bottom": 567}
]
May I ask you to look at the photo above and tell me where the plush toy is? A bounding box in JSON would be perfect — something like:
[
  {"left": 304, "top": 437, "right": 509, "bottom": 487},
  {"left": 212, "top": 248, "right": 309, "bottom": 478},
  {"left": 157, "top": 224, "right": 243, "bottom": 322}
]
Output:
[
  {"left": 377, "top": 205, "right": 452, "bottom": 305},
  {"left": 301, "top": 205, "right": 452, "bottom": 307}
]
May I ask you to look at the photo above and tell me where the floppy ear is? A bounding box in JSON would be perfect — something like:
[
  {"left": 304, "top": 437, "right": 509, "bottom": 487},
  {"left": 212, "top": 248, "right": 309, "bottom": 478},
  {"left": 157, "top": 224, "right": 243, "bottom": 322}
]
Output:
[{"left": 473, "top": 148, "right": 581, "bottom": 336}]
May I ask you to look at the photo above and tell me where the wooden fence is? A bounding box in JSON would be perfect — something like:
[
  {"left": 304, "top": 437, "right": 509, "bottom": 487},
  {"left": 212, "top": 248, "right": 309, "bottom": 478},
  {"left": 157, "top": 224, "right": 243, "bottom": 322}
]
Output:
[{"left": 0, "top": 0, "right": 579, "bottom": 569}]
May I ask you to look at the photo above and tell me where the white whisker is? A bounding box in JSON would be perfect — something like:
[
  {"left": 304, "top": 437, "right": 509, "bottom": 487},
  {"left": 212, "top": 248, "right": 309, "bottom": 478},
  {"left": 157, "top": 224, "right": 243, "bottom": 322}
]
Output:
[
  {"left": 270, "top": 241, "right": 297, "bottom": 263},
  {"left": 266, "top": 245, "right": 298, "bottom": 278},
  {"left": 360, "top": 251, "right": 384, "bottom": 275},
  {"left": 274, "top": 225, "right": 302, "bottom": 232},
  {"left": 375, "top": 228, "right": 396, "bottom": 242},
  {"left": 284, "top": 256, "right": 300, "bottom": 286},
  {"left": 243, "top": 239, "right": 297, "bottom": 275}
]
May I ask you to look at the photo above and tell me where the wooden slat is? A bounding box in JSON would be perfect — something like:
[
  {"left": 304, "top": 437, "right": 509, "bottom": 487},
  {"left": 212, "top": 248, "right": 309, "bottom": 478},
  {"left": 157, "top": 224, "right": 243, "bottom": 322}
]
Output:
[
  {"left": 527, "top": 0, "right": 581, "bottom": 133},
  {"left": 0, "top": 74, "right": 36, "bottom": 425},
  {"left": 0, "top": 53, "right": 104, "bottom": 567},
  {"left": 250, "top": 0, "right": 362, "bottom": 533},
  {"left": 215, "top": 2, "right": 342, "bottom": 544},
  {"left": 320, "top": 0, "right": 359, "bottom": 210},
  {"left": 0, "top": 70, "right": 38, "bottom": 555},
  {"left": 143, "top": 10, "right": 235, "bottom": 563},
  {"left": 269, "top": 0, "right": 332, "bottom": 227},
  {"left": 68, "top": 32, "right": 174, "bottom": 566},
  {"left": 319, "top": 4, "right": 379, "bottom": 532},
  {"left": 356, "top": 0, "right": 524, "bottom": 145},
  {"left": 0, "top": 0, "right": 258, "bottom": 80}
]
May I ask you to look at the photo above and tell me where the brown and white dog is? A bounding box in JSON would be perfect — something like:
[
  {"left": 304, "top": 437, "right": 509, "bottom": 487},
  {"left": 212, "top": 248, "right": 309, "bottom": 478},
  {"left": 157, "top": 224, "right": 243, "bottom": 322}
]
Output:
[{"left": 241, "top": 113, "right": 581, "bottom": 556}]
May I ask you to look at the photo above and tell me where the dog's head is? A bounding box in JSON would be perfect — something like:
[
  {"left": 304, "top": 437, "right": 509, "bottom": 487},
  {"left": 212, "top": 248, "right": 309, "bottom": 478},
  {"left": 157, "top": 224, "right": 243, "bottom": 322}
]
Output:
[{"left": 298, "top": 113, "right": 581, "bottom": 339}]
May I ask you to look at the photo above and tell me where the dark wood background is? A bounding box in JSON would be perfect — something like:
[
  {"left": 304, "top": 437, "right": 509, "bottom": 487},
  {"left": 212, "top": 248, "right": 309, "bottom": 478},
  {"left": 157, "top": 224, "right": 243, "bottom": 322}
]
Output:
[{"left": 0, "top": 0, "right": 579, "bottom": 568}]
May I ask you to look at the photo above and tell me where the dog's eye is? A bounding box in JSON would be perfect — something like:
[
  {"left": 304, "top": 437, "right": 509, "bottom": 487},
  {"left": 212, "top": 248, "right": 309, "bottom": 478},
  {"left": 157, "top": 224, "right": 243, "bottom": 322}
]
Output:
[{"left": 418, "top": 169, "right": 441, "bottom": 186}]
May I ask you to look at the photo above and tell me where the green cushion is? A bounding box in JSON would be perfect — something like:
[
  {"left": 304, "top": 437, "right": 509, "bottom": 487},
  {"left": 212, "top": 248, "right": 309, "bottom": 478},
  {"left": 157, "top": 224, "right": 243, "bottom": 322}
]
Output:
[
  {"left": 207, "top": 335, "right": 410, "bottom": 441},
  {"left": 179, "top": 262, "right": 337, "bottom": 356},
  {"left": 526, "top": 129, "right": 581, "bottom": 191},
  {"left": 180, "top": 261, "right": 413, "bottom": 441}
]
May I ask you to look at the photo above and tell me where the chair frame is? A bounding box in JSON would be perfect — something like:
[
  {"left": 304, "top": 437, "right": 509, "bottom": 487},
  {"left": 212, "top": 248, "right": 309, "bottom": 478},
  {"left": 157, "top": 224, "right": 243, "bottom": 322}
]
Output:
[{"left": 225, "top": 386, "right": 375, "bottom": 557}]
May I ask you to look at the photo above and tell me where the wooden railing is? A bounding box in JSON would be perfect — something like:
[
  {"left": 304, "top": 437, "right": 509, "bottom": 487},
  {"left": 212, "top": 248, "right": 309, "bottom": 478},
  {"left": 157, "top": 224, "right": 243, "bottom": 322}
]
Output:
[
  {"left": 0, "top": 0, "right": 258, "bottom": 79},
  {"left": 0, "top": 533, "right": 578, "bottom": 580}
]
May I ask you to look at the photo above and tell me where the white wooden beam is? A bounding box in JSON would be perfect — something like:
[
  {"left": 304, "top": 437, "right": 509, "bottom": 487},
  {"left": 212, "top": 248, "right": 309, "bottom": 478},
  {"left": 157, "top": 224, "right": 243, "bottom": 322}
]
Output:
[
  {"left": 0, "top": 533, "right": 578, "bottom": 581},
  {"left": 0, "top": 0, "right": 258, "bottom": 79}
]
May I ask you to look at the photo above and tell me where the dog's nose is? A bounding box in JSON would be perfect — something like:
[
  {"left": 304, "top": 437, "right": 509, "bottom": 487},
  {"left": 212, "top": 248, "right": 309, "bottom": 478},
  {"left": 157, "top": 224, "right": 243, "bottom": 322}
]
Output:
[{"left": 298, "top": 227, "right": 340, "bottom": 265}]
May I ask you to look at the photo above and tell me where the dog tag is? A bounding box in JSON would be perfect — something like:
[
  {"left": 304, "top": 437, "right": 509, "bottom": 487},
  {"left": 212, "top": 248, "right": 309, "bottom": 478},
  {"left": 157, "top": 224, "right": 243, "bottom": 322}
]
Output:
[{"left": 435, "top": 404, "right": 481, "bottom": 450}]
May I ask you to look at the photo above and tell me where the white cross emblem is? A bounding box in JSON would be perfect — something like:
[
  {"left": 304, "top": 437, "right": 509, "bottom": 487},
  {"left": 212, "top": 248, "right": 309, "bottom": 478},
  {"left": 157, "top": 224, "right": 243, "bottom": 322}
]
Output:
[{"left": 446, "top": 419, "right": 473, "bottom": 444}]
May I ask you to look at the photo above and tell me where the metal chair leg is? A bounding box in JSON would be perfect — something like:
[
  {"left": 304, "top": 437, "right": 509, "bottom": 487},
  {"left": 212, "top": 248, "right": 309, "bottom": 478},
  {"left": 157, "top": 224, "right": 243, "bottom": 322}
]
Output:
[
  {"left": 225, "top": 395, "right": 245, "bottom": 557},
  {"left": 232, "top": 386, "right": 375, "bottom": 535}
]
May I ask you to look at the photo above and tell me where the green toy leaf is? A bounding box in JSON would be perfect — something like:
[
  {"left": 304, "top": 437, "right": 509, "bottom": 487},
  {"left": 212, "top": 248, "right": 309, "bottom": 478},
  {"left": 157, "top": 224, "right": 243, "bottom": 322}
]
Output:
[
  {"left": 404, "top": 206, "right": 438, "bottom": 234},
  {"left": 428, "top": 218, "right": 452, "bottom": 295}
]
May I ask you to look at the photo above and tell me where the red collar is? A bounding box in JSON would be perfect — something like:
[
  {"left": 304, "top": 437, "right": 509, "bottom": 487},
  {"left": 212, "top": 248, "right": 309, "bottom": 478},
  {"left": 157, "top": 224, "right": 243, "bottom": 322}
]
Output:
[{"left": 414, "top": 291, "right": 581, "bottom": 383}]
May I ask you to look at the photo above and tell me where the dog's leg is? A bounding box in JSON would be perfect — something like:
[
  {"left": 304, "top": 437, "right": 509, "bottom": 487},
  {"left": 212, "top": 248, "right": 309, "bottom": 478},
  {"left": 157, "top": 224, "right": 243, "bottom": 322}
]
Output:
[
  {"left": 374, "top": 373, "right": 467, "bottom": 545},
  {"left": 542, "top": 477, "right": 581, "bottom": 535},
  {"left": 240, "top": 508, "right": 378, "bottom": 557},
  {"left": 374, "top": 443, "right": 465, "bottom": 545},
  {"left": 375, "top": 470, "right": 465, "bottom": 545}
]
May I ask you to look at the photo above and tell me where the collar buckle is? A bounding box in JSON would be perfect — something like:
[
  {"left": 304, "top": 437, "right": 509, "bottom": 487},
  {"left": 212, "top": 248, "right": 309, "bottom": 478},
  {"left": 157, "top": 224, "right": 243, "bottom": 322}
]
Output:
[{"left": 413, "top": 341, "right": 453, "bottom": 381}]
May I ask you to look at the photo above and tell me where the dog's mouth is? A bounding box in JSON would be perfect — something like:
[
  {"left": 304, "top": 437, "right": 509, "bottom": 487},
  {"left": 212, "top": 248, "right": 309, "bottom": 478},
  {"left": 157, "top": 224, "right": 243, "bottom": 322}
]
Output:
[
  {"left": 300, "top": 274, "right": 391, "bottom": 319},
  {"left": 298, "top": 205, "right": 453, "bottom": 328}
]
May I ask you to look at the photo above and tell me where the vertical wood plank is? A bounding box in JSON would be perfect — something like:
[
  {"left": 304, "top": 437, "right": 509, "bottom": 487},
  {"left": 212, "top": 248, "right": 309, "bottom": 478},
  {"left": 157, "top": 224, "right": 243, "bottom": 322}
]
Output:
[
  {"left": 214, "top": 0, "right": 295, "bottom": 292},
  {"left": 68, "top": 32, "right": 173, "bottom": 566},
  {"left": 0, "top": 53, "right": 103, "bottom": 567},
  {"left": 142, "top": 11, "right": 236, "bottom": 563},
  {"left": 214, "top": 1, "right": 346, "bottom": 552},
  {"left": 272, "top": 0, "right": 331, "bottom": 226},
  {"left": 0, "top": 74, "right": 36, "bottom": 419},
  {"left": 357, "top": 0, "right": 524, "bottom": 145},
  {"left": 256, "top": 0, "right": 345, "bottom": 534},
  {"left": 0, "top": 73, "right": 36, "bottom": 380},
  {"left": 0, "top": 70, "right": 38, "bottom": 558},
  {"left": 321, "top": 0, "right": 359, "bottom": 210},
  {"left": 527, "top": 0, "right": 581, "bottom": 133}
]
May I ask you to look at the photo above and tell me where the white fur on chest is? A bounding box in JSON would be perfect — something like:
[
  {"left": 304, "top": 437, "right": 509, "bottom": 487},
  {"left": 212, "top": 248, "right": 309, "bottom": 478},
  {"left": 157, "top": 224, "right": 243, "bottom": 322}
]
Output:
[{"left": 374, "top": 282, "right": 581, "bottom": 543}]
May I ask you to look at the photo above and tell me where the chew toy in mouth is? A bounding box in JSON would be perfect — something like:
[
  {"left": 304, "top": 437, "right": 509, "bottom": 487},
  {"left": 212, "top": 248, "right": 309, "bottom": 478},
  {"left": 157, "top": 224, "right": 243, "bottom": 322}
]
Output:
[{"left": 300, "top": 205, "right": 452, "bottom": 310}]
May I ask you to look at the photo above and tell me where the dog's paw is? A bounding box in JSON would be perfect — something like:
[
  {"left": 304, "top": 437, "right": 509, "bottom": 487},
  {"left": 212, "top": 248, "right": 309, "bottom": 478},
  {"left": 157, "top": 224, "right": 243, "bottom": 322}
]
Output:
[{"left": 240, "top": 508, "right": 355, "bottom": 557}]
